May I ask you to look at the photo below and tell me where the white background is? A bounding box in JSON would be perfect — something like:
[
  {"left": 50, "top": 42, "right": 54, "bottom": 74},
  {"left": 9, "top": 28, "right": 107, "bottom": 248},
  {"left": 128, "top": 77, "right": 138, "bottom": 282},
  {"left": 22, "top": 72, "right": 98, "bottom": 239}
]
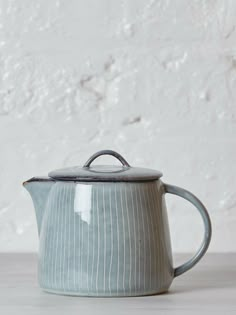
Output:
[{"left": 0, "top": 0, "right": 235, "bottom": 252}]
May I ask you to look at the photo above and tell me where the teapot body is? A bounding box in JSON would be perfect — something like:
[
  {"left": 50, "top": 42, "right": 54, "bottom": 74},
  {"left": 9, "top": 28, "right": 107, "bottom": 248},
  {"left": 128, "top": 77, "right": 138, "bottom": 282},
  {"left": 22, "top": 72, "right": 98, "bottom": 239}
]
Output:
[{"left": 39, "top": 179, "right": 173, "bottom": 296}]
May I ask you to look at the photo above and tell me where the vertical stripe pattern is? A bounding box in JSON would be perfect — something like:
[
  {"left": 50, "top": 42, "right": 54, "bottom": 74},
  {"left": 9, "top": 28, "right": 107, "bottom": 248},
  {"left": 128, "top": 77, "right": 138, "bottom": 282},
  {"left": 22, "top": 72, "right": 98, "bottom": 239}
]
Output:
[{"left": 38, "top": 181, "right": 173, "bottom": 296}]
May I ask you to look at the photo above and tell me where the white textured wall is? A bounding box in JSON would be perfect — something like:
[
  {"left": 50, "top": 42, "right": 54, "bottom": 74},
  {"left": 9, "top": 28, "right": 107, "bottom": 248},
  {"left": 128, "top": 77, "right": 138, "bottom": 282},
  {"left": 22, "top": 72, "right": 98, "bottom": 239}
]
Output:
[{"left": 0, "top": 0, "right": 236, "bottom": 252}]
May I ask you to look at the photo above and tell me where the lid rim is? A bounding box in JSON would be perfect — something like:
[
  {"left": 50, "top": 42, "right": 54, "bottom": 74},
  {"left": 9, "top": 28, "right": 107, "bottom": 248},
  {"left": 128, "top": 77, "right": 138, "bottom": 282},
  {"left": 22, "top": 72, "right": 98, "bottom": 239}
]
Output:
[
  {"left": 48, "top": 167, "right": 163, "bottom": 182},
  {"left": 48, "top": 175, "right": 162, "bottom": 182}
]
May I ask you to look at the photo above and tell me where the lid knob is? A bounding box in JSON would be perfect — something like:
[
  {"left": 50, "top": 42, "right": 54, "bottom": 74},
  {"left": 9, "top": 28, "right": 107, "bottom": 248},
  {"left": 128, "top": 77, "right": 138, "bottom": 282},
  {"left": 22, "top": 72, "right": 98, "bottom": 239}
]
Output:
[{"left": 83, "top": 150, "right": 130, "bottom": 168}]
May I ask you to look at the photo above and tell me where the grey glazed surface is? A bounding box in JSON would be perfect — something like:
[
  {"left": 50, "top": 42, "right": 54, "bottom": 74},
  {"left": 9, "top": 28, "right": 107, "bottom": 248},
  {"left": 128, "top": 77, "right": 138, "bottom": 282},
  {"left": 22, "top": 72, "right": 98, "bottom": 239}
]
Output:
[
  {"left": 24, "top": 178, "right": 212, "bottom": 296},
  {"left": 23, "top": 150, "right": 211, "bottom": 296},
  {"left": 25, "top": 180, "right": 173, "bottom": 296}
]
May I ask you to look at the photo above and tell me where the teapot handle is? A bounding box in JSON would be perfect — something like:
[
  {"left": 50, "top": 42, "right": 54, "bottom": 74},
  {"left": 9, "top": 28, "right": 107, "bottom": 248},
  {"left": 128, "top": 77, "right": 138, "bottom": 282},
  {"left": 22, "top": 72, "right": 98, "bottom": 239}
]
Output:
[{"left": 164, "top": 184, "right": 212, "bottom": 277}]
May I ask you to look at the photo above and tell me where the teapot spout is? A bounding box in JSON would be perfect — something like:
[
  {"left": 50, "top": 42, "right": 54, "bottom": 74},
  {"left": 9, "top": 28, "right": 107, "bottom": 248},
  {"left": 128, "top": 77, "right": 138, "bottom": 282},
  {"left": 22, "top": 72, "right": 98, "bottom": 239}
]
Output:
[{"left": 23, "top": 177, "right": 55, "bottom": 235}]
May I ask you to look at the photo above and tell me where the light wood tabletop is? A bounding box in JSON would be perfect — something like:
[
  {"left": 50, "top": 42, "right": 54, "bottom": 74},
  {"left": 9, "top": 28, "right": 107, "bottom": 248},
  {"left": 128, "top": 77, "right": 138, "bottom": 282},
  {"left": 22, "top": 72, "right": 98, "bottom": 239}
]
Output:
[{"left": 0, "top": 253, "right": 235, "bottom": 314}]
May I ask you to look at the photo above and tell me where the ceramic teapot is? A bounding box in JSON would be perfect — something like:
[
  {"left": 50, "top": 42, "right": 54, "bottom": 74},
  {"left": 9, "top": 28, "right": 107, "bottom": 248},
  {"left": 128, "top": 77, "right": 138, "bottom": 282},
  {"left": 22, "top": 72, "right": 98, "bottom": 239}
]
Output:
[{"left": 23, "top": 150, "right": 211, "bottom": 297}]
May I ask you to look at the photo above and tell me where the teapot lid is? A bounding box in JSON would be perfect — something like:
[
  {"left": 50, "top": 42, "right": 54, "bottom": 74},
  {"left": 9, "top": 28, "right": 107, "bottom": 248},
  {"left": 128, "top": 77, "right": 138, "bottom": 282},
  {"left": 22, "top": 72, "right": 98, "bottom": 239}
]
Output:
[{"left": 48, "top": 150, "right": 162, "bottom": 182}]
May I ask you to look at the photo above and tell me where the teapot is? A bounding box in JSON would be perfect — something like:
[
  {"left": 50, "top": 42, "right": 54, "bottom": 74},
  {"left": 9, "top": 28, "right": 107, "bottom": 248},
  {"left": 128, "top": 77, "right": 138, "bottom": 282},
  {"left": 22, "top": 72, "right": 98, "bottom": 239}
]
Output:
[{"left": 23, "top": 150, "right": 211, "bottom": 296}]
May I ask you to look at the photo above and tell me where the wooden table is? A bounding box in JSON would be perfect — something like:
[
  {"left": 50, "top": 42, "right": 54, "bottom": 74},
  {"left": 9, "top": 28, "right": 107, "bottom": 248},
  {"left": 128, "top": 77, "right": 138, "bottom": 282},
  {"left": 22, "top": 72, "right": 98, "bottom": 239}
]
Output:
[{"left": 0, "top": 253, "right": 235, "bottom": 314}]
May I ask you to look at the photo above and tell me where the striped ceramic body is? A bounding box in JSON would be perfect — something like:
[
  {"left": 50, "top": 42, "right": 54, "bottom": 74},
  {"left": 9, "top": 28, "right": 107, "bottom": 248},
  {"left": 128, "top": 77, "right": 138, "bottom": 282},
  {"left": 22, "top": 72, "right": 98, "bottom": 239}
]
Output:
[{"left": 37, "top": 180, "right": 173, "bottom": 296}]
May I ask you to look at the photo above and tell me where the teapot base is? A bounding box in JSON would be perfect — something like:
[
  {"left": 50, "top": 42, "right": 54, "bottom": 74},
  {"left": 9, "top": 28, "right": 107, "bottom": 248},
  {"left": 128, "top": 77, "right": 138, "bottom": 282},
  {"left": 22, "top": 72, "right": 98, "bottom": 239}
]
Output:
[{"left": 41, "top": 286, "right": 171, "bottom": 297}]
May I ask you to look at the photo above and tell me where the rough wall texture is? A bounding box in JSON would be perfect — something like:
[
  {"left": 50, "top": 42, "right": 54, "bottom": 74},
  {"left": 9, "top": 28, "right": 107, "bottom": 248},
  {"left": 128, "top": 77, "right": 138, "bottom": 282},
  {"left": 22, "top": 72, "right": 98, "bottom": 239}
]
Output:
[{"left": 0, "top": 0, "right": 236, "bottom": 252}]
